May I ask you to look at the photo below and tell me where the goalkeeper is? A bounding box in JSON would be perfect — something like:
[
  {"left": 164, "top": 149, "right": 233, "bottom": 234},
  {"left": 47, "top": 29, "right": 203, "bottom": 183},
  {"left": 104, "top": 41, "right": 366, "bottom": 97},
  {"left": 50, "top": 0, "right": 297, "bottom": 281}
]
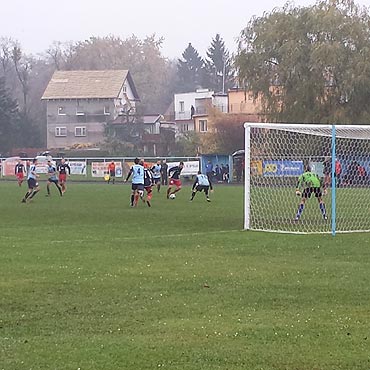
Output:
[{"left": 294, "top": 167, "right": 328, "bottom": 221}]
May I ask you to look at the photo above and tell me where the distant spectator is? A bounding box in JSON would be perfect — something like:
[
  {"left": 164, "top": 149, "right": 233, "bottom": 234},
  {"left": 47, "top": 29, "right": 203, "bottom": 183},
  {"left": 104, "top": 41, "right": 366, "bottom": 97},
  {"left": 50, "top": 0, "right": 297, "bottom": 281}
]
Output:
[
  {"left": 161, "top": 159, "right": 168, "bottom": 185},
  {"left": 235, "top": 159, "right": 243, "bottom": 182},
  {"left": 335, "top": 159, "right": 342, "bottom": 187},
  {"left": 221, "top": 164, "right": 227, "bottom": 182},
  {"left": 224, "top": 164, "right": 230, "bottom": 182},
  {"left": 323, "top": 156, "right": 331, "bottom": 191},
  {"left": 215, "top": 164, "right": 221, "bottom": 181},
  {"left": 205, "top": 160, "right": 213, "bottom": 181}
]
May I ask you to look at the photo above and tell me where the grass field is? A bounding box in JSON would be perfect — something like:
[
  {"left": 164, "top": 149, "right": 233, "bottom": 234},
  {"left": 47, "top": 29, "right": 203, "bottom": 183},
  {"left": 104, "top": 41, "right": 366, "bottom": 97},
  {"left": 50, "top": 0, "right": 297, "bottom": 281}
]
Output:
[{"left": 1, "top": 181, "right": 370, "bottom": 370}]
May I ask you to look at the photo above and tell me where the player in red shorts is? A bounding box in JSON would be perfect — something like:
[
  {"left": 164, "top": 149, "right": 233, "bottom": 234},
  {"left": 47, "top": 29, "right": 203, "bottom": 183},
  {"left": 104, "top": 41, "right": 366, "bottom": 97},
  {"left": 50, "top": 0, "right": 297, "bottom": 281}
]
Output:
[
  {"left": 57, "top": 158, "right": 71, "bottom": 194},
  {"left": 167, "top": 161, "right": 184, "bottom": 199},
  {"left": 15, "top": 159, "right": 26, "bottom": 187}
]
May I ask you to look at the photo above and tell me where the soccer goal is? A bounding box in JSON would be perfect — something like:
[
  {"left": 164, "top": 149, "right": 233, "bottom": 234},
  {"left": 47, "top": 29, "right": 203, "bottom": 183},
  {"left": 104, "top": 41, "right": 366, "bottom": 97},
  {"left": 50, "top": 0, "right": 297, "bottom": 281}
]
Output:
[{"left": 244, "top": 123, "right": 370, "bottom": 234}]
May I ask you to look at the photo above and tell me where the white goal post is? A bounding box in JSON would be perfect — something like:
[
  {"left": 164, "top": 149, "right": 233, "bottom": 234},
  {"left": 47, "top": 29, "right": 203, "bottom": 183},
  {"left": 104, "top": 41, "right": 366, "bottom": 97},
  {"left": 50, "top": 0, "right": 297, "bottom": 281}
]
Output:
[{"left": 244, "top": 123, "right": 370, "bottom": 234}]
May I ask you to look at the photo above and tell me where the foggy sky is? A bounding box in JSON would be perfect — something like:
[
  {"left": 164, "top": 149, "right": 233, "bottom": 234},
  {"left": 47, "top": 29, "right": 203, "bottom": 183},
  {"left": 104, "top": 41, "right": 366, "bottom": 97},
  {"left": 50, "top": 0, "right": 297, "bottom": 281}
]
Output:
[{"left": 3, "top": 0, "right": 370, "bottom": 59}]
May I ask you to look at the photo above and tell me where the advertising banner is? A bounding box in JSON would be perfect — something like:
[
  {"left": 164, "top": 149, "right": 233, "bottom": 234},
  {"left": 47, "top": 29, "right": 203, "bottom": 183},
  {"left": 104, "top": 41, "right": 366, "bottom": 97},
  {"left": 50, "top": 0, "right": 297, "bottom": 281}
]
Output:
[
  {"left": 2, "top": 157, "right": 26, "bottom": 176},
  {"left": 263, "top": 160, "right": 303, "bottom": 177},
  {"left": 68, "top": 161, "right": 87, "bottom": 175},
  {"left": 251, "top": 160, "right": 263, "bottom": 176},
  {"left": 167, "top": 161, "right": 199, "bottom": 176},
  {"left": 91, "top": 162, "right": 122, "bottom": 177}
]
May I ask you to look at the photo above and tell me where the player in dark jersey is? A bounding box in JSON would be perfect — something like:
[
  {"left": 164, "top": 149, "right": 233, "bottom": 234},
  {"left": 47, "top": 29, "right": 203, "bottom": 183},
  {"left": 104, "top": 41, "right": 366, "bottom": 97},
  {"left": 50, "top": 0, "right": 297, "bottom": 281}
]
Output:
[
  {"left": 15, "top": 160, "right": 26, "bottom": 187},
  {"left": 166, "top": 161, "right": 184, "bottom": 199},
  {"left": 57, "top": 158, "right": 71, "bottom": 194},
  {"left": 143, "top": 163, "right": 154, "bottom": 207}
]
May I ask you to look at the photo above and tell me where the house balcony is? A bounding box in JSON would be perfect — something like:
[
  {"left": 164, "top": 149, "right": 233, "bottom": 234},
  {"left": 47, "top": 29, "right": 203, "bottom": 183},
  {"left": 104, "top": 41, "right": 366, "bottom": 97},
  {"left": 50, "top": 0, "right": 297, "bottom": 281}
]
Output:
[
  {"left": 47, "top": 113, "right": 112, "bottom": 124},
  {"left": 165, "top": 104, "right": 228, "bottom": 121}
]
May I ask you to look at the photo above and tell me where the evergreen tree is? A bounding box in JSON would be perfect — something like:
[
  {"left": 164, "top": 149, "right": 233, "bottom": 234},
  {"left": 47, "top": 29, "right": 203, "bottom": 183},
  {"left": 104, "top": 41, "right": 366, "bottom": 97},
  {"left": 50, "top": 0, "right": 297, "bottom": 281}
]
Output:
[
  {"left": 0, "top": 77, "right": 19, "bottom": 154},
  {"left": 205, "top": 34, "right": 234, "bottom": 93},
  {"left": 177, "top": 43, "right": 205, "bottom": 92}
]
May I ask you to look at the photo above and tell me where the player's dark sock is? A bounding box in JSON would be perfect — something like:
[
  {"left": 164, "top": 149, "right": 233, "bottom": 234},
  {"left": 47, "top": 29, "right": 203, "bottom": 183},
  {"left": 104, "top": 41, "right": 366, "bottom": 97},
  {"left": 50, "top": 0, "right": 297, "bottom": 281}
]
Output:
[
  {"left": 157, "top": 184, "right": 160, "bottom": 192},
  {"left": 57, "top": 186, "right": 62, "bottom": 196},
  {"left": 29, "top": 189, "right": 40, "bottom": 199},
  {"left": 23, "top": 191, "right": 31, "bottom": 201},
  {"left": 295, "top": 204, "right": 304, "bottom": 219},
  {"left": 190, "top": 191, "right": 195, "bottom": 200},
  {"left": 47, "top": 185, "right": 50, "bottom": 195},
  {"left": 146, "top": 200, "right": 151, "bottom": 207},
  {"left": 319, "top": 203, "right": 327, "bottom": 218},
  {"left": 130, "top": 194, "right": 134, "bottom": 206}
]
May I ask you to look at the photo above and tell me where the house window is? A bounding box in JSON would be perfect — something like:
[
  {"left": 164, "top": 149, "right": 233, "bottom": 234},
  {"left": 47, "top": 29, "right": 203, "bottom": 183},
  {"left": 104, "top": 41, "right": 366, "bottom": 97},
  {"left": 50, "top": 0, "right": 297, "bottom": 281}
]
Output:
[
  {"left": 199, "top": 120, "right": 208, "bottom": 132},
  {"left": 55, "top": 127, "right": 67, "bottom": 137},
  {"left": 104, "top": 105, "right": 110, "bottom": 115},
  {"left": 76, "top": 106, "right": 85, "bottom": 116},
  {"left": 75, "top": 126, "right": 87, "bottom": 137},
  {"left": 182, "top": 123, "right": 189, "bottom": 132},
  {"left": 58, "top": 106, "right": 66, "bottom": 115},
  {"left": 179, "top": 101, "right": 185, "bottom": 112}
]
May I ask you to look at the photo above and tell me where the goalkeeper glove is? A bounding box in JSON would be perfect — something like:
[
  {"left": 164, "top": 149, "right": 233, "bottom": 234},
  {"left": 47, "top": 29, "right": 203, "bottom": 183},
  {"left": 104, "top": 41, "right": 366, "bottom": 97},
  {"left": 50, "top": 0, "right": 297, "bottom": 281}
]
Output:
[{"left": 295, "top": 189, "right": 301, "bottom": 197}]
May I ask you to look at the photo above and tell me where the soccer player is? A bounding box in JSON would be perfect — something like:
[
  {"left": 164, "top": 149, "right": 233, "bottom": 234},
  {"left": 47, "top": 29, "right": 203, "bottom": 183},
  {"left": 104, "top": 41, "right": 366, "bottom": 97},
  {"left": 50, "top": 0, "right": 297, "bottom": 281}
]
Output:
[
  {"left": 143, "top": 163, "right": 154, "bottom": 207},
  {"left": 167, "top": 161, "right": 184, "bottom": 199},
  {"left": 46, "top": 160, "right": 63, "bottom": 197},
  {"left": 151, "top": 160, "right": 162, "bottom": 192},
  {"left": 190, "top": 171, "right": 213, "bottom": 202},
  {"left": 57, "top": 158, "right": 71, "bottom": 194},
  {"left": 14, "top": 159, "right": 26, "bottom": 187},
  {"left": 124, "top": 158, "right": 144, "bottom": 207},
  {"left": 294, "top": 167, "right": 328, "bottom": 221},
  {"left": 107, "top": 161, "right": 116, "bottom": 184},
  {"left": 21, "top": 158, "right": 40, "bottom": 203}
]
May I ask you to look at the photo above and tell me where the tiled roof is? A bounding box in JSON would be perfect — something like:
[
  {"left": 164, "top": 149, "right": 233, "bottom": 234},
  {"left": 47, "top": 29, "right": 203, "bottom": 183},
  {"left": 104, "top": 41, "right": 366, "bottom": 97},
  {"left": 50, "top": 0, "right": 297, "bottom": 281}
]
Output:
[{"left": 42, "top": 70, "right": 131, "bottom": 100}]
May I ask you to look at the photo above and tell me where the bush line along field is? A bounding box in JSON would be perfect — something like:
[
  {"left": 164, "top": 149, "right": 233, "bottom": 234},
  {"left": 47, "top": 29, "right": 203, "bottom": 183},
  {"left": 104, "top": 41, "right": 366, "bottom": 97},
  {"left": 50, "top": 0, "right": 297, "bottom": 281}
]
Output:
[{"left": 1, "top": 181, "right": 370, "bottom": 370}]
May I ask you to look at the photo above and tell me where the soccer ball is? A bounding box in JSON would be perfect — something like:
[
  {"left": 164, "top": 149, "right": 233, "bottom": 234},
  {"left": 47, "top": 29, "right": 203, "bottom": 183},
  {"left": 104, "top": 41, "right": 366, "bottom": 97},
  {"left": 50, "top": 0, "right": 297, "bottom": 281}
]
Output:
[{"left": 169, "top": 193, "right": 176, "bottom": 199}]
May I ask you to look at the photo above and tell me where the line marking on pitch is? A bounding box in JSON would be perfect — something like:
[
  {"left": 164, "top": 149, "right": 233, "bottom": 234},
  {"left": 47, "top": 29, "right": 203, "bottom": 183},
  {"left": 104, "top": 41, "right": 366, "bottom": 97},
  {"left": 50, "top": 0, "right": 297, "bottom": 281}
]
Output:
[{"left": 50, "top": 229, "right": 242, "bottom": 244}]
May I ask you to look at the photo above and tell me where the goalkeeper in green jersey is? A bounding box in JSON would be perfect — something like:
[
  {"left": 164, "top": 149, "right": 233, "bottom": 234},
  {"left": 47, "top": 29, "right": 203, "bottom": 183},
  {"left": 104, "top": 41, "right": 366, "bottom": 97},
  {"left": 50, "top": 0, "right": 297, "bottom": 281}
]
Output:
[{"left": 294, "top": 168, "right": 328, "bottom": 221}]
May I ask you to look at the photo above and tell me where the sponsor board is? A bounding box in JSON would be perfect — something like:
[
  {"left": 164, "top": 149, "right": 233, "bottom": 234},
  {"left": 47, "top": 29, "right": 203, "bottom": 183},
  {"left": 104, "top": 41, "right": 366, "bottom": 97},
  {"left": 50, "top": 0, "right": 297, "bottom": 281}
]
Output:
[
  {"left": 263, "top": 160, "right": 304, "bottom": 177},
  {"left": 91, "top": 162, "right": 123, "bottom": 177}
]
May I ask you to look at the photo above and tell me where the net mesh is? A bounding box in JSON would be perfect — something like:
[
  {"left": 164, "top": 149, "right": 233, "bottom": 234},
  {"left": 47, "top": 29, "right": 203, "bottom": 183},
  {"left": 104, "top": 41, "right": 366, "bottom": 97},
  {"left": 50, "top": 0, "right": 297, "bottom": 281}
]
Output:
[{"left": 246, "top": 124, "right": 370, "bottom": 234}]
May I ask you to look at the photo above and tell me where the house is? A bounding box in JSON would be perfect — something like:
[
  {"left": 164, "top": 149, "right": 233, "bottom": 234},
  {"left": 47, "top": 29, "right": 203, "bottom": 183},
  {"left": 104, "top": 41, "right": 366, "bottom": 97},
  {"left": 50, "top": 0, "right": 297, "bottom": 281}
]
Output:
[
  {"left": 228, "top": 87, "right": 263, "bottom": 118},
  {"left": 165, "top": 89, "right": 228, "bottom": 135},
  {"left": 41, "top": 70, "right": 140, "bottom": 149}
]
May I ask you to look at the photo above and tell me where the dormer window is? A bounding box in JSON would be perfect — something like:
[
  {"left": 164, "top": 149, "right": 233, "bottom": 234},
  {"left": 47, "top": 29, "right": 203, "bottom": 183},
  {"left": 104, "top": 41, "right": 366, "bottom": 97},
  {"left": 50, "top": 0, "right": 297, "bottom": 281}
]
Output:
[
  {"left": 58, "top": 106, "right": 66, "bottom": 115},
  {"left": 76, "top": 106, "right": 85, "bottom": 116},
  {"left": 104, "top": 105, "right": 110, "bottom": 115}
]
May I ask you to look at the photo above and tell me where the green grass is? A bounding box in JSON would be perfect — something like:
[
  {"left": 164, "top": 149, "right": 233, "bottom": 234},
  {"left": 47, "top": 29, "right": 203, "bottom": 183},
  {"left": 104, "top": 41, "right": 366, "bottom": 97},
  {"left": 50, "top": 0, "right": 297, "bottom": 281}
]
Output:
[
  {"left": 251, "top": 186, "right": 370, "bottom": 233},
  {"left": 1, "top": 181, "right": 370, "bottom": 370}
]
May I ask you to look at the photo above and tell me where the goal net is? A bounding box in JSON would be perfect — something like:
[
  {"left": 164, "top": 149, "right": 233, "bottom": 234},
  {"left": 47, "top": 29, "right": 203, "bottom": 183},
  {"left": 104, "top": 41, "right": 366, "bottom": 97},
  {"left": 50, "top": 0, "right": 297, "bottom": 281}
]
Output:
[{"left": 244, "top": 123, "right": 370, "bottom": 234}]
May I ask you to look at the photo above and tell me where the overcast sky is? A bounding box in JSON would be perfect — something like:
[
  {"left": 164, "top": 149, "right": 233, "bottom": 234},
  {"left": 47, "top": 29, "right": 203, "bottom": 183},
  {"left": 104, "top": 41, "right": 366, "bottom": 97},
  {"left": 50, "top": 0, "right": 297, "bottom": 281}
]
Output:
[{"left": 2, "top": 0, "right": 370, "bottom": 59}]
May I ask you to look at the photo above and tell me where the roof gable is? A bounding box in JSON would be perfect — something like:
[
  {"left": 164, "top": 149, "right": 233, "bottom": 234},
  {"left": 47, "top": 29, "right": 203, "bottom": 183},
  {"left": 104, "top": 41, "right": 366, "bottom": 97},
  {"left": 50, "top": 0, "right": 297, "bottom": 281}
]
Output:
[{"left": 41, "top": 70, "right": 139, "bottom": 100}]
